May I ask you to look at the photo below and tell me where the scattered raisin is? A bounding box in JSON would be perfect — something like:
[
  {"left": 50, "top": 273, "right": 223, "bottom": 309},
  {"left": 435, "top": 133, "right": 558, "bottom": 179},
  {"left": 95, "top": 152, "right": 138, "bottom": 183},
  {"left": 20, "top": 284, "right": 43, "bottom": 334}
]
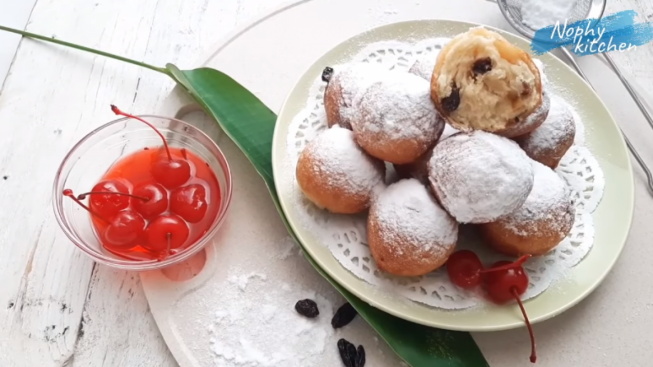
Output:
[
  {"left": 322, "top": 66, "right": 334, "bottom": 83},
  {"left": 355, "top": 345, "right": 366, "bottom": 367},
  {"left": 472, "top": 57, "right": 492, "bottom": 74},
  {"left": 294, "top": 299, "right": 319, "bottom": 318},
  {"left": 337, "top": 338, "right": 357, "bottom": 367},
  {"left": 521, "top": 81, "right": 532, "bottom": 96},
  {"left": 331, "top": 302, "right": 358, "bottom": 328},
  {"left": 441, "top": 84, "right": 461, "bottom": 113}
]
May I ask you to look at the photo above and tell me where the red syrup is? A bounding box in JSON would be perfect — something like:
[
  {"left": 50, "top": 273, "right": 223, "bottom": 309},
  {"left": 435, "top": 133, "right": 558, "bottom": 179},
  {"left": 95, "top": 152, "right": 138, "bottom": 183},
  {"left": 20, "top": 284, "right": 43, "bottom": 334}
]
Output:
[
  {"left": 64, "top": 105, "right": 221, "bottom": 261},
  {"left": 90, "top": 147, "right": 221, "bottom": 260}
]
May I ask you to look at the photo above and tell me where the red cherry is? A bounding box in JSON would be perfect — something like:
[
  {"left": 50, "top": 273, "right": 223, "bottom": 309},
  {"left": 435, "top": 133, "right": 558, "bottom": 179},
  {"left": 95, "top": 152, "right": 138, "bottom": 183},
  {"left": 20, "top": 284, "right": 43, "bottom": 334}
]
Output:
[
  {"left": 144, "top": 214, "right": 189, "bottom": 252},
  {"left": 446, "top": 250, "right": 484, "bottom": 289},
  {"left": 482, "top": 256, "right": 536, "bottom": 363},
  {"left": 86, "top": 180, "right": 130, "bottom": 218},
  {"left": 132, "top": 181, "right": 168, "bottom": 219},
  {"left": 170, "top": 183, "right": 208, "bottom": 223},
  {"left": 103, "top": 210, "right": 146, "bottom": 248},
  {"left": 110, "top": 105, "right": 191, "bottom": 189},
  {"left": 482, "top": 260, "right": 529, "bottom": 304},
  {"left": 152, "top": 156, "right": 191, "bottom": 189}
]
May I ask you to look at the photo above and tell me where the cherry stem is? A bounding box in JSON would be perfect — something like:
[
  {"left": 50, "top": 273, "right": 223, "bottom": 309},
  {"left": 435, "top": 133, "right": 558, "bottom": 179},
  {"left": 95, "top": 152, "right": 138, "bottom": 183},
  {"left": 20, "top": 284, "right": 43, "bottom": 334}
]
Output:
[
  {"left": 63, "top": 189, "right": 110, "bottom": 225},
  {"left": 77, "top": 191, "right": 150, "bottom": 202},
  {"left": 166, "top": 233, "right": 172, "bottom": 255},
  {"left": 479, "top": 255, "right": 532, "bottom": 274},
  {"left": 110, "top": 104, "right": 173, "bottom": 162},
  {"left": 512, "top": 287, "right": 537, "bottom": 364}
]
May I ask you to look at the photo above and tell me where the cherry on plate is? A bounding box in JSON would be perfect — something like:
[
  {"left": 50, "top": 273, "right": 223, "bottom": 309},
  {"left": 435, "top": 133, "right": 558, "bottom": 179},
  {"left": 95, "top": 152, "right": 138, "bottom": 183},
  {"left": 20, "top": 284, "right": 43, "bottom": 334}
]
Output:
[
  {"left": 446, "top": 250, "right": 484, "bottom": 289},
  {"left": 481, "top": 256, "right": 536, "bottom": 364},
  {"left": 481, "top": 257, "right": 530, "bottom": 304}
]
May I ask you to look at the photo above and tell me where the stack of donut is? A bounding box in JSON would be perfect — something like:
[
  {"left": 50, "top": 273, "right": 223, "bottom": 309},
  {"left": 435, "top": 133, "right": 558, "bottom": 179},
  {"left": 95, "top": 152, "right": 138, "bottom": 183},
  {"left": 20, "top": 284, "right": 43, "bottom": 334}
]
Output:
[{"left": 296, "top": 27, "right": 576, "bottom": 277}]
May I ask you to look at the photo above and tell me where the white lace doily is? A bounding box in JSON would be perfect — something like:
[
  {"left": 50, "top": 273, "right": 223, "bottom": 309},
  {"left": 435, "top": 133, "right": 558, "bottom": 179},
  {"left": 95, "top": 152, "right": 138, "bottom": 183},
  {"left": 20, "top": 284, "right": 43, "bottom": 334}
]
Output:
[{"left": 283, "top": 39, "right": 605, "bottom": 310}]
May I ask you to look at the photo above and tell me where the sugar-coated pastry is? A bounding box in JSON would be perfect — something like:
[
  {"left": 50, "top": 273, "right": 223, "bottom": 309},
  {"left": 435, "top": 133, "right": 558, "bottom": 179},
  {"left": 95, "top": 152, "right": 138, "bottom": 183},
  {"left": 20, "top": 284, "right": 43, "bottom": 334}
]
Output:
[
  {"left": 499, "top": 87, "right": 551, "bottom": 138},
  {"left": 479, "top": 161, "right": 575, "bottom": 256},
  {"left": 368, "top": 179, "right": 458, "bottom": 276},
  {"left": 428, "top": 131, "right": 534, "bottom": 224},
  {"left": 322, "top": 64, "right": 385, "bottom": 130},
  {"left": 296, "top": 126, "right": 385, "bottom": 214},
  {"left": 431, "top": 27, "right": 545, "bottom": 137},
  {"left": 353, "top": 70, "right": 445, "bottom": 164},
  {"left": 515, "top": 94, "right": 576, "bottom": 169}
]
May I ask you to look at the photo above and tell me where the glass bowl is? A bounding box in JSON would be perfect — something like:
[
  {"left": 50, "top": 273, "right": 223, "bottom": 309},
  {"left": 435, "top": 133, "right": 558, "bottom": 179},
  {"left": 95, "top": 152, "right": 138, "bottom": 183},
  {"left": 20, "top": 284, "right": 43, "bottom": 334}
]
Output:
[{"left": 52, "top": 114, "right": 233, "bottom": 271}]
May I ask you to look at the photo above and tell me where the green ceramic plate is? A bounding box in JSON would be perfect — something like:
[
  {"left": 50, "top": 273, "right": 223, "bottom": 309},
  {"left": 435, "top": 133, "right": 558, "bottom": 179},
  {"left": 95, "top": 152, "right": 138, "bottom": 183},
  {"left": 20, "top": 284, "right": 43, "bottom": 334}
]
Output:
[{"left": 272, "top": 19, "right": 634, "bottom": 332}]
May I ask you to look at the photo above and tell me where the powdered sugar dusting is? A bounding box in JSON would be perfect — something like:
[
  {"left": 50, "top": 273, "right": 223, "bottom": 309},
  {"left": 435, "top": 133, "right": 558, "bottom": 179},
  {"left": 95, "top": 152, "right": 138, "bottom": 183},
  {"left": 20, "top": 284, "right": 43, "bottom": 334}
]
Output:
[
  {"left": 409, "top": 52, "right": 439, "bottom": 81},
  {"left": 429, "top": 131, "right": 534, "bottom": 223},
  {"left": 332, "top": 63, "right": 389, "bottom": 125},
  {"left": 519, "top": 94, "right": 575, "bottom": 154},
  {"left": 373, "top": 179, "right": 457, "bottom": 257},
  {"left": 520, "top": 0, "right": 577, "bottom": 30},
  {"left": 533, "top": 58, "right": 548, "bottom": 88},
  {"left": 440, "top": 124, "right": 459, "bottom": 140},
  {"left": 354, "top": 70, "right": 443, "bottom": 142},
  {"left": 501, "top": 161, "right": 574, "bottom": 237},
  {"left": 301, "top": 125, "right": 385, "bottom": 197},
  {"left": 228, "top": 272, "right": 268, "bottom": 292}
]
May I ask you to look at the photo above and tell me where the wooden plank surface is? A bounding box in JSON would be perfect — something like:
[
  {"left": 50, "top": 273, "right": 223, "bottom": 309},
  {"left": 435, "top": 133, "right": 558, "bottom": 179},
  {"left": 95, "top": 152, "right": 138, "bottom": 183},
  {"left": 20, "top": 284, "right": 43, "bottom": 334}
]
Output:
[{"left": 0, "top": 0, "right": 651, "bottom": 366}]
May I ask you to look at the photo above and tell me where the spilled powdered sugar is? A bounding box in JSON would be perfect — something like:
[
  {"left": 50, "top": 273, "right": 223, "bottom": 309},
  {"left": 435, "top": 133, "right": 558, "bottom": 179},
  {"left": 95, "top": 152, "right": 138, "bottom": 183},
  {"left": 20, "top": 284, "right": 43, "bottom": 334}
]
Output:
[
  {"left": 520, "top": 0, "right": 577, "bottom": 30},
  {"left": 302, "top": 125, "right": 384, "bottom": 196},
  {"left": 209, "top": 268, "right": 336, "bottom": 366},
  {"left": 501, "top": 161, "right": 574, "bottom": 237},
  {"left": 518, "top": 94, "right": 575, "bottom": 155},
  {"left": 429, "top": 131, "right": 534, "bottom": 223},
  {"left": 354, "top": 70, "right": 441, "bottom": 141},
  {"left": 372, "top": 179, "right": 457, "bottom": 257}
]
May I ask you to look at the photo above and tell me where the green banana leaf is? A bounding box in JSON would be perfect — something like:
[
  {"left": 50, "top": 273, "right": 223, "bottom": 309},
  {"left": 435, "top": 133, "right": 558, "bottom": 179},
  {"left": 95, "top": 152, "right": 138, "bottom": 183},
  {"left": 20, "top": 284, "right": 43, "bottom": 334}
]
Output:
[{"left": 0, "top": 25, "right": 489, "bottom": 367}]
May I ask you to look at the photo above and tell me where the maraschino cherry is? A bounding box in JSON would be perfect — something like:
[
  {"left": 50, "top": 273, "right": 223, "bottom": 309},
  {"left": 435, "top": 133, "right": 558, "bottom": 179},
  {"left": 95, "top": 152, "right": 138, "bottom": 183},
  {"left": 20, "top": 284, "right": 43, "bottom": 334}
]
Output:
[
  {"left": 84, "top": 180, "right": 131, "bottom": 218},
  {"left": 446, "top": 250, "right": 484, "bottom": 289},
  {"left": 131, "top": 181, "right": 168, "bottom": 219},
  {"left": 481, "top": 255, "right": 537, "bottom": 364},
  {"left": 110, "top": 105, "right": 192, "bottom": 189},
  {"left": 63, "top": 189, "right": 146, "bottom": 248},
  {"left": 144, "top": 214, "right": 189, "bottom": 252},
  {"left": 446, "top": 250, "right": 537, "bottom": 363},
  {"left": 170, "top": 183, "right": 208, "bottom": 223},
  {"left": 103, "top": 210, "right": 146, "bottom": 247}
]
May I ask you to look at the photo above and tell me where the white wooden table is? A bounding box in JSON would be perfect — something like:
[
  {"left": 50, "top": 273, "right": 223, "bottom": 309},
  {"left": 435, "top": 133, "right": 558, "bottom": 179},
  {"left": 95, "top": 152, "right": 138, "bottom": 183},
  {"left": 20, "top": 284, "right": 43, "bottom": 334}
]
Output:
[{"left": 0, "top": 0, "right": 652, "bottom": 366}]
